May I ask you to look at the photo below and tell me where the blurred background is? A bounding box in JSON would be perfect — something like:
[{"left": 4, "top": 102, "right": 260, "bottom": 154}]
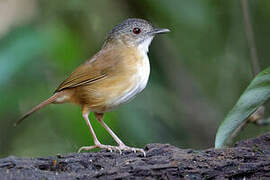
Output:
[{"left": 0, "top": 0, "right": 270, "bottom": 158}]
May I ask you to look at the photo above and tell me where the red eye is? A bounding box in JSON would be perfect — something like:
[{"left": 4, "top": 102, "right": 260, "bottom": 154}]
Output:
[{"left": 133, "top": 27, "right": 141, "bottom": 34}]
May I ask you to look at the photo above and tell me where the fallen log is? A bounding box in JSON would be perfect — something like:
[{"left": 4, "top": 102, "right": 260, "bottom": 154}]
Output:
[{"left": 1, "top": 133, "right": 270, "bottom": 179}]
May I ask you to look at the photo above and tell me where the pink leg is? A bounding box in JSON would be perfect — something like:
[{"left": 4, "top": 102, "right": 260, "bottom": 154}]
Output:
[
  {"left": 95, "top": 112, "right": 146, "bottom": 156},
  {"left": 82, "top": 108, "right": 100, "bottom": 145},
  {"left": 78, "top": 108, "right": 121, "bottom": 153},
  {"left": 94, "top": 113, "right": 125, "bottom": 146}
]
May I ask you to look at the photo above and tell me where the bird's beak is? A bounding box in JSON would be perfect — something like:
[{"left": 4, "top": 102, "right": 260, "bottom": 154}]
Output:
[{"left": 151, "top": 28, "right": 170, "bottom": 35}]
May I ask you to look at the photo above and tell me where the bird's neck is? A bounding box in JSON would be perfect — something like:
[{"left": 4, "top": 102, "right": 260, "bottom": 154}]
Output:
[
  {"left": 138, "top": 38, "right": 153, "bottom": 57},
  {"left": 103, "top": 37, "right": 153, "bottom": 56}
]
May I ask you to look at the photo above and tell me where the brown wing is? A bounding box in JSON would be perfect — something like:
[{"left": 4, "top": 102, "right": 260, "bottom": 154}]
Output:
[
  {"left": 54, "top": 48, "right": 122, "bottom": 93},
  {"left": 54, "top": 63, "right": 107, "bottom": 92}
]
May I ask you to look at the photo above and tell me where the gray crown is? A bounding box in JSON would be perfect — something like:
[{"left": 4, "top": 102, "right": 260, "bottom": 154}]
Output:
[{"left": 105, "top": 18, "right": 169, "bottom": 46}]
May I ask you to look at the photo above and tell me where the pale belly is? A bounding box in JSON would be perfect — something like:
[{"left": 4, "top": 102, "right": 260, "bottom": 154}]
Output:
[{"left": 103, "top": 54, "right": 150, "bottom": 111}]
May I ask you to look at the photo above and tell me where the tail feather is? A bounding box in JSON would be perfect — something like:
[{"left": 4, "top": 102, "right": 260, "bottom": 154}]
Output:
[{"left": 14, "top": 93, "right": 61, "bottom": 127}]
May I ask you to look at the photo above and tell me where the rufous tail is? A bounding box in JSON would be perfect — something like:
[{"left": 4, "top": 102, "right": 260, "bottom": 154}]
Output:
[{"left": 14, "top": 93, "right": 61, "bottom": 127}]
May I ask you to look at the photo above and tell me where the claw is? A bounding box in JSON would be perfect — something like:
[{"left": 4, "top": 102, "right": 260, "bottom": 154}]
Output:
[
  {"left": 118, "top": 145, "right": 146, "bottom": 157},
  {"left": 116, "top": 147, "right": 122, "bottom": 154},
  {"left": 119, "top": 150, "right": 122, "bottom": 155},
  {"left": 78, "top": 144, "right": 146, "bottom": 156},
  {"left": 141, "top": 150, "right": 146, "bottom": 157},
  {"left": 132, "top": 148, "right": 136, "bottom": 153},
  {"left": 78, "top": 145, "right": 97, "bottom": 153}
]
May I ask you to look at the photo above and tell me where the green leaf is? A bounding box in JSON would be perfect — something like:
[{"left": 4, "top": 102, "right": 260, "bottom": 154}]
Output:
[{"left": 215, "top": 67, "right": 270, "bottom": 148}]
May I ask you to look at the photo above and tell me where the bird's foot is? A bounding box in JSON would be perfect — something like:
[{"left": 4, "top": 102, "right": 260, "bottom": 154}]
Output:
[
  {"left": 78, "top": 144, "right": 121, "bottom": 153},
  {"left": 78, "top": 144, "right": 146, "bottom": 156},
  {"left": 118, "top": 145, "right": 146, "bottom": 157}
]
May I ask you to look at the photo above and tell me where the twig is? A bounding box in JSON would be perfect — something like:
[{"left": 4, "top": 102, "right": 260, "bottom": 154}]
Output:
[
  {"left": 241, "top": 0, "right": 265, "bottom": 124},
  {"left": 241, "top": 0, "right": 260, "bottom": 75}
]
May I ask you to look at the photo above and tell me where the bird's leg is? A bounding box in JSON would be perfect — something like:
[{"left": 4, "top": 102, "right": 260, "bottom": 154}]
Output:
[
  {"left": 78, "top": 109, "right": 121, "bottom": 153},
  {"left": 95, "top": 112, "right": 146, "bottom": 156}
]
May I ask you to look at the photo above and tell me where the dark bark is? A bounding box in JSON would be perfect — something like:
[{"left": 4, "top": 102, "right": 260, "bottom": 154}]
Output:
[{"left": 1, "top": 133, "right": 270, "bottom": 180}]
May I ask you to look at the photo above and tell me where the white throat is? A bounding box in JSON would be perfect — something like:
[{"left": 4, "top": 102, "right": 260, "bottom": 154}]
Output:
[{"left": 137, "top": 37, "right": 154, "bottom": 54}]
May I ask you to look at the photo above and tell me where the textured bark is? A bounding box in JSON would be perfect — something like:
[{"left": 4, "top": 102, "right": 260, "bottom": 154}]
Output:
[{"left": 1, "top": 133, "right": 270, "bottom": 180}]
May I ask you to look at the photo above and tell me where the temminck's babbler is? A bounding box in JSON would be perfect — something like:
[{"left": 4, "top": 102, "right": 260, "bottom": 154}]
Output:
[{"left": 15, "top": 18, "right": 170, "bottom": 156}]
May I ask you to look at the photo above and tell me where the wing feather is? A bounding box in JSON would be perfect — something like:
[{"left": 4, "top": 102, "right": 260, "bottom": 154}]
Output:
[{"left": 54, "top": 48, "right": 121, "bottom": 93}]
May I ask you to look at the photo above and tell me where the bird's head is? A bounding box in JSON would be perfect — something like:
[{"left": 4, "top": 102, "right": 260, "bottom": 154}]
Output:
[{"left": 104, "top": 18, "right": 170, "bottom": 53}]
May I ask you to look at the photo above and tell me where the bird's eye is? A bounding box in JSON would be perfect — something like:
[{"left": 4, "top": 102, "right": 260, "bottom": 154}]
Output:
[{"left": 133, "top": 27, "right": 141, "bottom": 34}]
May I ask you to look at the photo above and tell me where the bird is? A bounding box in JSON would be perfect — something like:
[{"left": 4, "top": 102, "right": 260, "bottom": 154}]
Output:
[{"left": 15, "top": 18, "right": 170, "bottom": 156}]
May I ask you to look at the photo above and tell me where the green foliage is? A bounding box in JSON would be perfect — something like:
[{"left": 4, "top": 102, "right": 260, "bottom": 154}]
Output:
[{"left": 215, "top": 67, "right": 270, "bottom": 148}]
